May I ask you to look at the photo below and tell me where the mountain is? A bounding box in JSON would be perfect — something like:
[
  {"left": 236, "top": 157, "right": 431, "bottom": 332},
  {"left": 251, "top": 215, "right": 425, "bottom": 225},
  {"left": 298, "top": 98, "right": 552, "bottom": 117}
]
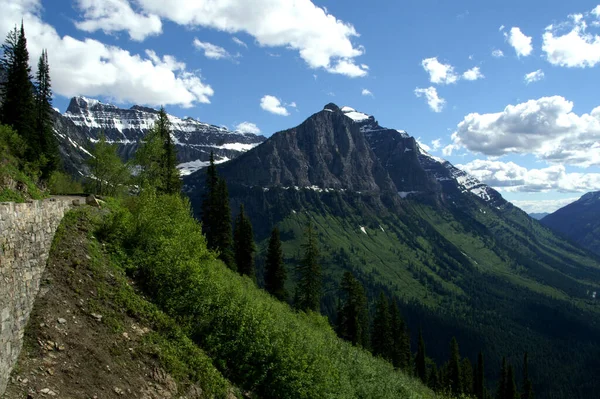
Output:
[
  {"left": 542, "top": 191, "right": 600, "bottom": 255},
  {"left": 530, "top": 212, "right": 549, "bottom": 220},
  {"left": 52, "top": 96, "right": 266, "bottom": 176},
  {"left": 184, "top": 104, "right": 600, "bottom": 399}
]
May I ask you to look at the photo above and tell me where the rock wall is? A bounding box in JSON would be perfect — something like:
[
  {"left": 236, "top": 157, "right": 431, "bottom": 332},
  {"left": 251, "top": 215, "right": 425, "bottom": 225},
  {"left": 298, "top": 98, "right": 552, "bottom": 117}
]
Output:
[{"left": 0, "top": 198, "right": 74, "bottom": 395}]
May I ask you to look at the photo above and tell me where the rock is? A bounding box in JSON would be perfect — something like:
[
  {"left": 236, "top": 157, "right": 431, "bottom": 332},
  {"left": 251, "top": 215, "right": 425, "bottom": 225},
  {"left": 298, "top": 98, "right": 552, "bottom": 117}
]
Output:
[
  {"left": 86, "top": 194, "right": 101, "bottom": 207},
  {"left": 72, "top": 199, "right": 81, "bottom": 206},
  {"left": 91, "top": 313, "right": 102, "bottom": 321},
  {"left": 114, "top": 387, "right": 124, "bottom": 395},
  {"left": 40, "top": 387, "right": 57, "bottom": 396},
  {"left": 57, "top": 318, "right": 66, "bottom": 324}
]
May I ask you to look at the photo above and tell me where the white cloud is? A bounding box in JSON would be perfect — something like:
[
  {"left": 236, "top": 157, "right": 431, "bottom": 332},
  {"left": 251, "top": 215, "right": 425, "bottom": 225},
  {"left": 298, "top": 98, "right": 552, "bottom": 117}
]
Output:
[
  {"left": 457, "top": 159, "right": 600, "bottom": 193},
  {"left": 414, "top": 87, "right": 445, "bottom": 113},
  {"left": 193, "top": 39, "right": 232, "bottom": 59},
  {"left": 235, "top": 121, "right": 260, "bottom": 134},
  {"left": 505, "top": 27, "right": 533, "bottom": 57},
  {"left": 524, "top": 69, "right": 544, "bottom": 84},
  {"left": 416, "top": 138, "right": 431, "bottom": 152},
  {"left": 442, "top": 144, "right": 458, "bottom": 156},
  {"left": 0, "top": 0, "right": 213, "bottom": 107},
  {"left": 431, "top": 138, "right": 442, "bottom": 150},
  {"left": 462, "top": 66, "right": 484, "bottom": 81},
  {"left": 232, "top": 36, "right": 247, "bottom": 48},
  {"left": 361, "top": 88, "right": 373, "bottom": 97},
  {"left": 492, "top": 49, "right": 504, "bottom": 58},
  {"left": 260, "top": 95, "right": 290, "bottom": 116},
  {"left": 130, "top": 0, "right": 368, "bottom": 77},
  {"left": 421, "top": 57, "right": 458, "bottom": 84},
  {"left": 450, "top": 96, "right": 600, "bottom": 167},
  {"left": 287, "top": 102, "right": 297, "bottom": 108},
  {"left": 542, "top": 12, "right": 600, "bottom": 68},
  {"left": 510, "top": 197, "right": 579, "bottom": 214},
  {"left": 499, "top": 25, "right": 505, "bottom": 31},
  {"left": 74, "top": 0, "right": 162, "bottom": 41}
]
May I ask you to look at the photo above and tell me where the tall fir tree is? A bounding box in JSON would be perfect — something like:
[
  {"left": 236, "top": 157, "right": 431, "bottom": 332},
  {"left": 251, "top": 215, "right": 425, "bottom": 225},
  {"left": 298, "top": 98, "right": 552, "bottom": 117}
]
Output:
[
  {"left": 416, "top": 328, "right": 427, "bottom": 383},
  {"left": 506, "top": 365, "right": 518, "bottom": 399},
  {"left": 390, "top": 300, "right": 410, "bottom": 370},
  {"left": 234, "top": 204, "right": 256, "bottom": 279},
  {"left": 461, "top": 357, "right": 474, "bottom": 396},
  {"left": 521, "top": 352, "right": 533, "bottom": 399},
  {"left": 264, "top": 227, "right": 287, "bottom": 301},
  {"left": 0, "top": 23, "right": 35, "bottom": 160},
  {"left": 475, "top": 351, "right": 486, "bottom": 399},
  {"left": 448, "top": 337, "right": 463, "bottom": 395},
  {"left": 496, "top": 357, "right": 508, "bottom": 399},
  {"left": 295, "top": 221, "right": 321, "bottom": 312},
  {"left": 336, "top": 271, "right": 369, "bottom": 348},
  {"left": 371, "top": 292, "right": 393, "bottom": 360},
  {"left": 155, "top": 107, "right": 181, "bottom": 194},
  {"left": 34, "top": 49, "right": 59, "bottom": 179},
  {"left": 201, "top": 152, "right": 219, "bottom": 250},
  {"left": 213, "top": 178, "right": 235, "bottom": 269}
]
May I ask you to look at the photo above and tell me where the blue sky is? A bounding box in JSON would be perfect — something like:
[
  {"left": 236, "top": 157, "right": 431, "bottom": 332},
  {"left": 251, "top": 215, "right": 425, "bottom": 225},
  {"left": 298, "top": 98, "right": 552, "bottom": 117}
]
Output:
[{"left": 2, "top": 0, "right": 600, "bottom": 212}]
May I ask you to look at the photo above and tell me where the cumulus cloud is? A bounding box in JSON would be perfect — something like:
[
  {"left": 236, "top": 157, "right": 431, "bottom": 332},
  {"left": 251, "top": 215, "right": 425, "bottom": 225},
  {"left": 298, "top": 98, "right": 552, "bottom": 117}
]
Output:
[
  {"left": 421, "top": 57, "right": 458, "bottom": 84},
  {"left": 232, "top": 36, "right": 247, "bottom": 48},
  {"left": 193, "top": 39, "right": 232, "bottom": 59},
  {"left": 235, "top": 121, "right": 260, "bottom": 134},
  {"left": 361, "top": 88, "right": 373, "bottom": 97},
  {"left": 542, "top": 11, "right": 600, "bottom": 68},
  {"left": 505, "top": 27, "right": 533, "bottom": 56},
  {"left": 450, "top": 96, "right": 600, "bottom": 167},
  {"left": 510, "top": 197, "right": 579, "bottom": 214},
  {"left": 416, "top": 138, "right": 431, "bottom": 152},
  {"left": 431, "top": 139, "right": 442, "bottom": 150},
  {"left": 123, "top": 0, "right": 368, "bottom": 77},
  {"left": 414, "top": 87, "right": 445, "bottom": 112},
  {"left": 260, "top": 95, "right": 290, "bottom": 116},
  {"left": 524, "top": 69, "right": 544, "bottom": 84},
  {"left": 74, "top": 0, "right": 162, "bottom": 41},
  {"left": 462, "top": 66, "right": 484, "bottom": 81},
  {"left": 457, "top": 160, "right": 600, "bottom": 193},
  {"left": 1, "top": 0, "right": 213, "bottom": 107},
  {"left": 492, "top": 49, "right": 504, "bottom": 58}
]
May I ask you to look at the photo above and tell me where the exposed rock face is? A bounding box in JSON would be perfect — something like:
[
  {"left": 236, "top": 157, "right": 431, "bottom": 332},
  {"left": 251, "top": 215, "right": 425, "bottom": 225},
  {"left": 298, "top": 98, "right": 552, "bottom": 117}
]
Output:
[{"left": 54, "top": 97, "right": 266, "bottom": 176}]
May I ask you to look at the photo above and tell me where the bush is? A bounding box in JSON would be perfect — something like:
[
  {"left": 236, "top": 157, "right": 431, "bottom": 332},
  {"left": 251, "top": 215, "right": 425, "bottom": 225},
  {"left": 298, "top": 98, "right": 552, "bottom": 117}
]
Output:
[{"left": 48, "top": 171, "right": 83, "bottom": 194}]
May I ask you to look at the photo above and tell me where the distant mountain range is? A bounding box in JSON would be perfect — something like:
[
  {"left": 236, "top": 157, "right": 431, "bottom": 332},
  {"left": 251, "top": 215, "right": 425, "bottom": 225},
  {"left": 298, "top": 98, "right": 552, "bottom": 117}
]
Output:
[
  {"left": 51, "top": 96, "right": 265, "bottom": 177},
  {"left": 184, "top": 103, "right": 600, "bottom": 399},
  {"left": 542, "top": 191, "right": 600, "bottom": 256},
  {"left": 529, "top": 212, "right": 549, "bottom": 220}
]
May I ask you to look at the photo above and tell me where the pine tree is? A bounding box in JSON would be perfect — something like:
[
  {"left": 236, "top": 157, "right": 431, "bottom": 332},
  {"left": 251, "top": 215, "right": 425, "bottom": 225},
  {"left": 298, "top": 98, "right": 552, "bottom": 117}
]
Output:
[
  {"left": 496, "top": 357, "right": 507, "bottom": 399},
  {"left": 427, "top": 361, "right": 440, "bottom": 391},
  {"left": 295, "top": 222, "right": 321, "bottom": 312},
  {"left": 201, "top": 152, "right": 219, "bottom": 250},
  {"left": 461, "top": 357, "right": 474, "bottom": 396},
  {"left": 155, "top": 107, "right": 180, "bottom": 194},
  {"left": 506, "top": 365, "right": 518, "bottom": 399},
  {"left": 264, "top": 227, "right": 287, "bottom": 301},
  {"left": 475, "top": 351, "right": 486, "bottom": 399},
  {"left": 448, "top": 337, "right": 463, "bottom": 395},
  {"left": 213, "top": 178, "right": 235, "bottom": 269},
  {"left": 371, "top": 292, "right": 393, "bottom": 360},
  {"left": 416, "top": 328, "right": 427, "bottom": 383},
  {"left": 336, "top": 271, "right": 369, "bottom": 348},
  {"left": 234, "top": 204, "right": 256, "bottom": 279},
  {"left": 34, "top": 49, "right": 59, "bottom": 179},
  {"left": 0, "top": 23, "right": 35, "bottom": 160},
  {"left": 390, "top": 300, "right": 410, "bottom": 369},
  {"left": 521, "top": 353, "right": 533, "bottom": 399}
]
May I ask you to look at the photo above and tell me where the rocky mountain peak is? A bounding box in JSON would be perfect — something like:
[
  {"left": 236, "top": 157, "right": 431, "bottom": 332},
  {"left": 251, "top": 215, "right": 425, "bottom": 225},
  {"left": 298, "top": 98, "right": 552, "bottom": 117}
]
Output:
[{"left": 65, "top": 96, "right": 119, "bottom": 114}]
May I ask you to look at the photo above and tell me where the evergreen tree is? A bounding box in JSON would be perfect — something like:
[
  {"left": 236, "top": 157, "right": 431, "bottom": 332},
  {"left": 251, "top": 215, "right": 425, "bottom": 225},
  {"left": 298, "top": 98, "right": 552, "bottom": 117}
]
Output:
[
  {"left": 213, "top": 178, "right": 235, "bottom": 269},
  {"left": 371, "top": 292, "right": 393, "bottom": 360},
  {"left": 336, "top": 271, "right": 369, "bottom": 348},
  {"left": 34, "top": 49, "right": 59, "bottom": 179},
  {"left": 475, "top": 351, "right": 486, "bottom": 399},
  {"left": 390, "top": 300, "right": 410, "bottom": 370},
  {"left": 155, "top": 107, "right": 180, "bottom": 194},
  {"left": 0, "top": 23, "right": 35, "bottom": 160},
  {"left": 264, "top": 227, "right": 287, "bottom": 301},
  {"left": 461, "top": 357, "right": 474, "bottom": 396},
  {"left": 234, "top": 204, "right": 256, "bottom": 279},
  {"left": 427, "top": 361, "right": 440, "bottom": 391},
  {"left": 295, "top": 222, "right": 321, "bottom": 312},
  {"left": 506, "top": 365, "right": 518, "bottom": 399},
  {"left": 448, "top": 337, "right": 463, "bottom": 395},
  {"left": 201, "top": 152, "right": 219, "bottom": 250},
  {"left": 521, "top": 352, "right": 533, "bottom": 399},
  {"left": 86, "top": 133, "right": 130, "bottom": 196},
  {"left": 496, "top": 357, "right": 507, "bottom": 399},
  {"left": 415, "top": 328, "right": 427, "bottom": 383}
]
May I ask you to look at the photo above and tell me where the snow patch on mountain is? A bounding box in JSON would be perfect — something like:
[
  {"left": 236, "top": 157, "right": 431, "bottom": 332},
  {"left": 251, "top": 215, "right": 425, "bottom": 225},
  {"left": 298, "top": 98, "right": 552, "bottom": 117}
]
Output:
[{"left": 341, "top": 106, "right": 371, "bottom": 122}]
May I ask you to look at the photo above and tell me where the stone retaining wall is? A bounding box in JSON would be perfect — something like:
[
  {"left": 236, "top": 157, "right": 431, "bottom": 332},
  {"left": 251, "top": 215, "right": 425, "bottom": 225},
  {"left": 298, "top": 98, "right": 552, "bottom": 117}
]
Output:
[{"left": 0, "top": 198, "right": 73, "bottom": 395}]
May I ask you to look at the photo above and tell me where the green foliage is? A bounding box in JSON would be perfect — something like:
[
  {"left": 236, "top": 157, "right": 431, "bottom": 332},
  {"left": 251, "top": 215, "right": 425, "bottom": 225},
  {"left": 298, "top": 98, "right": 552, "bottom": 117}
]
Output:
[
  {"left": 264, "top": 227, "right": 287, "bottom": 301},
  {"left": 214, "top": 178, "right": 235, "bottom": 269},
  {"left": 336, "top": 271, "right": 369, "bottom": 348},
  {"left": 296, "top": 221, "right": 322, "bottom": 312},
  {"left": 48, "top": 170, "right": 82, "bottom": 194},
  {"left": 391, "top": 301, "right": 412, "bottom": 371},
  {"left": 86, "top": 133, "right": 131, "bottom": 196},
  {"left": 201, "top": 152, "right": 219, "bottom": 250},
  {"left": 371, "top": 292, "right": 393, "bottom": 360},
  {"left": 448, "top": 337, "right": 462, "bottom": 395},
  {"left": 233, "top": 204, "right": 256, "bottom": 279},
  {"left": 416, "top": 329, "right": 427, "bottom": 383},
  {"left": 98, "top": 194, "right": 442, "bottom": 399},
  {"left": 461, "top": 358, "right": 473, "bottom": 396},
  {"left": 34, "top": 49, "right": 59, "bottom": 179}
]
